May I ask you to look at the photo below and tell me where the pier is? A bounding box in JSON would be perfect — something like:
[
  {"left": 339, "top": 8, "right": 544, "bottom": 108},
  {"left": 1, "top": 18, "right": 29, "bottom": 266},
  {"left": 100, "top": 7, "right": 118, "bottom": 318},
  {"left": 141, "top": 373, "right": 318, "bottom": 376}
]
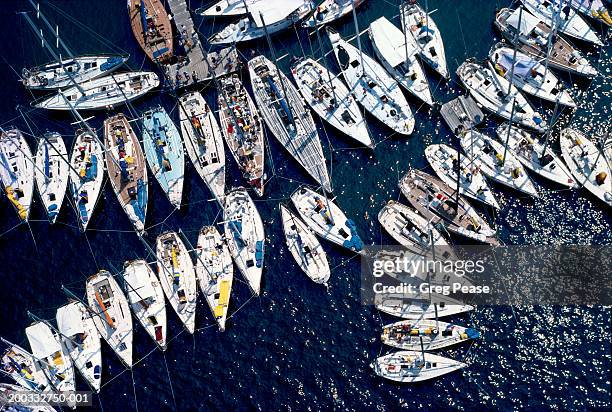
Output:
[
  {"left": 440, "top": 95, "right": 485, "bottom": 134},
  {"left": 163, "top": 0, "right": 239, "bottom": 89}
]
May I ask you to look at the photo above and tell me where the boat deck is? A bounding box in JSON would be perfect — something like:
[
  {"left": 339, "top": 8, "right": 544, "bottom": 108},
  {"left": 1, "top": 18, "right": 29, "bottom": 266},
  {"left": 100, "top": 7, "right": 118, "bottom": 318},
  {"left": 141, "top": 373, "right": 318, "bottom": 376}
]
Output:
[
  {"left": 440, "top": 95, "right": 484, "bottom": 134},
  {"left": 163, "top": 0, "right": 240, "bottom": 89}
]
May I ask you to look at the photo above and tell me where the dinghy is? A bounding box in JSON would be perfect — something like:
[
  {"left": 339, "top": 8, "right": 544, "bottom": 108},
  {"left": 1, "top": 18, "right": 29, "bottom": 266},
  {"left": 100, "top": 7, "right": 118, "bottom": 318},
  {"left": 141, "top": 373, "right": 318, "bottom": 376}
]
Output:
[
  {"left": 0, "top": 128, "right": 34, "bottom": 222},
  {"left": 25, "top": 322, "right": 75, "bottom": 402},
  {"left": 22, "top": 54, "right": 128, "bottom": 90},
  {"left": 123, "top": 259, "right": 167, "bottom": 349},
  {"left": 34, "top": 133, "right": 69, "bottom": 224},
  {"left": 209, "top": 1, "right": 314, "bottom": 44},
  {"left": 399, "top": 0, "right": 449, "bottom": 79},
  {"left": 35, "top": 72, "right": 160, "bottom": 111},
  {"left": 0, "top": 383, "right": 57, "bottom": 411},
  {"left": 142, "top": 106, "right": 185, "bottom": 209},
  {"left": 375, "top": 293, "right": 474, "bottom": 319},
  {"left": 178, "top": 92, "right": 225, "bottom": 203},
  {"left": 224, "top": 188, "right": 265, "bottom": 295},
  {"left": 328, "top": 29, "right": 415, "bottom": 136},
  {"left": 86, "top": 270, "right": 133, "bottom": 368},
  {"left": 457, "top": 60, "right": 547, "bottom": 132},
  {"left": 496, "top": 123, "right": 577, "bottom": 188},
  {"left": 195, "top": 226, "right": 234, "bottom": 331},
  {"left": 291, "top": 57, "right": 372, "bottom": 147},
  {"left": 218, "top": 75, "right": 265, "bottom": 196},
  {"left": 69, "top": 129, "right": 104, "bottom": 231},
  {"left": 291, "top": 186, "right": 363, "bottom": 252},
  {"left": 460, "top": 130, "right": 539, "bottom": 197},
  {"left": 249, "top": 55, "right": 332, "bottom": 192},
  {"left": 495, "top": 7, "right": 598, "bottom": 77},
  {"left": 198, "top": 0, "right": 263, "bottom": 17},
  {"left": 521, "top": 0, "right": 603, "bottom": 45},
  {"left": 425, "top": 144, "right": 500, "bottom": 209},
  {"left": 1, "top": 342, "right": 51, "bottom": 393},
  {"left": 371, "top": 351, "right": 466, "bottom": 383},
  {"left": 560, "top": 128, "right": 612, "bottom": 206},
  {"left": 104, "top": 114, "right": 148, "bottom": 233},
  {"left": 280, "top": 204, "right": 331, "bottom": 285},
  {"left": 381, "top": 319, "right": 481, "bottom": 351},
  {"left": 399, "top": 169, "right": 498, "bottom": 244},
  {"left": 488, "top": 43, "right": 576, "bottom": 108},
  {"left": 302, "top": 0, "right": 366, "bottom": 27},
  {"left": 127, "top": 0, "right": 174, "bottom": 63},
  {"left": 156, "top": 232, "right": 198, "bottom": 334},
  {"left": 369, "top": 17, "right": 434, "bottom": 106},
  {"left": 567, "top": 0, "right": 612, "bottom": 26},
  {"left": 56, "top": 301, "right": 102, "bottom": 392}
]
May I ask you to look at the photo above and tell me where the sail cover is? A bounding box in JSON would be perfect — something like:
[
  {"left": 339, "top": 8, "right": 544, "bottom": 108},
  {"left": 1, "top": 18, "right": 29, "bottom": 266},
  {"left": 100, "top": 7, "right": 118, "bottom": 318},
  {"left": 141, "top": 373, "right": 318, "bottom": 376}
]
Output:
[
  {"left": 498, "top": 50, "right": 537, "bottom": 77},
  {"left": 25, "top": 322, "right": 60, "bottom": 359},
  {"left": 57, "top": 303, "right": 86, "bottom": 337},
  {"left": 506, "top": 7, "right": 540, "bottom": 34},
  {"left": 251, "top": 0, "right": 303, "bottom": 27},
  {"left": 124, "top": 264, "right": 156, "bottom": 303},
  {"left": 370, "top": 17, "right": 409, "bottom": 68}
]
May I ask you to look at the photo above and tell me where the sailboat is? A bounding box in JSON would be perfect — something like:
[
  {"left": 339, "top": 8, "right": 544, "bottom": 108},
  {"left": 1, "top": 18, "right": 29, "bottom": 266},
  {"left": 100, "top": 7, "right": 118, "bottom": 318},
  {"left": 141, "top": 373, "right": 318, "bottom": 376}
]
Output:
[
  {"left": 224, "top": 187, "right": 265, "bottom": 295},
  {"left": 217, "top": 74, "right": 265, "bottom": 196},
  {"left": 156, "top": 232, "right": 198, "bottom": 333},
  {"left": 198, "top": 0, "right": 263, "bottom": 17},
  {"left": 142, "top": 106, "right": 185, "bottom": 209},
  {"left": 69, "top": 129, "right": 104, "bottom": 231},
  {"left": 371, "top": 351, "right": 466, "bottom": 383},
  {"left": 104, "top": 114, "right": 148, "bottom": 233},
  {"left": 34, "top": 133, "right": 69, "bottom": 224},
  {"left": 1, "top": 341, "right": 52, "bottom": 394},
  {"left": 381, "top": 319, "right": 481, "bottom": 351},
  {"left": 178, "top": 92, "right": 225, "bottom": 203},
  {"left": 195, "top": 226, "right": 234, "bottom": 331},
  {"left": 127, "top": 0, "right": 174, "bottom": 63},
  {"left": 302, "top": 0, "right": 366, "bottom": 27},
  {"left": 123, "top": 259, "right": 167, "bottom": 349},
  {"left": 0, "top": 128, "right": 34, "bottom": 222},
  {"left": 55, "top": 301, "right": 102, "bottom": 392},
  {"left": 86, "top": 270, "right": 133, "bottom": 368},
  {"left": 566, "top": 0, "right": 612, "bottom": 26},
  {"left": 0, "top": 383, "right": 57, "bottom": 411}
]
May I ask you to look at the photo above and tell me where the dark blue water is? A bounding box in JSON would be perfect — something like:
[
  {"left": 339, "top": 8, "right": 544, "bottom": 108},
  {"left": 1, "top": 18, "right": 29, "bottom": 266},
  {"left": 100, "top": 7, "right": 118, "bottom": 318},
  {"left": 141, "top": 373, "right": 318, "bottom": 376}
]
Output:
[{"left": 0, "top": 1, "right": 610, "bottom": 410}]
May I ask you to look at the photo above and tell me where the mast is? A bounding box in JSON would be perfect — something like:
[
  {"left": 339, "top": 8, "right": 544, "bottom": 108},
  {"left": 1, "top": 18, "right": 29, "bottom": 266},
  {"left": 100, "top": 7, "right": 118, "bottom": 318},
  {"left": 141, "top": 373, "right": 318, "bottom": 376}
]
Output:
[
  {"left": 541, "top": 0, "right": 564, "bottom": 85},
  {"left": 314, "top": 24, "right": 338, "bottom": 107},
  {"left": 502, "top": 97, "right": 517, "bottom": 167},
  {"left": 401, "top": 1, "right": 411, "bottom": 71},
  {"left": 29, "top": 0, "right": 75, "bottom": 58},
  {"left": 351, "top": 0, "right": 365, "bottom": 72}
]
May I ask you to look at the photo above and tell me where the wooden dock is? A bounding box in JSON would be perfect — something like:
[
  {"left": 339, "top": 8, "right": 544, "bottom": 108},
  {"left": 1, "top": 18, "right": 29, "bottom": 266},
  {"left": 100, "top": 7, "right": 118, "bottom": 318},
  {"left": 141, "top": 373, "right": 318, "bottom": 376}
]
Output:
[
  {"left": 163, "top": 0, "right": 239, "bottom": 89},
  {"left": 440, "top": 95, "right": 485, "bottom": 134}
]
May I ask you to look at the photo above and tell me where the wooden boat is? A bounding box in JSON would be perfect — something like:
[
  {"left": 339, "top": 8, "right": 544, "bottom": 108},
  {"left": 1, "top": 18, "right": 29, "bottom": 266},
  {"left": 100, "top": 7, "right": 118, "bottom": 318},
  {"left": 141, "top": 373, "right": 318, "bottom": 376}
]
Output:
[
  {"left": 69, "top": 129, "right": 104, "bottom": 231},
  {"left": 249, "top": 55, "right": 332, "bottom": 192},
  {"left": 560, "top": 128, "right": 611, "bottom": 206},
  {"left": 127, "top": 0, "right": 173, "bottom": 63},
  {"left": 280, "top": 204, "right": 331, "bottom": 285},
  {"left": 369, "top": 17, "right": 434, "bottom": 106},
  {"left": 488, "top": 42, "right": 576, "bottom": 108},
  {"left": 291, "top": 57, "right": 372, "bottom": 147},
  {"left": 86, "top": 270, "right": 133, "bottom": 368},
  {"left": 0, "top": 128, "right": 34, "bottom": 222},
  {"left": 302, "top": 0, "right": 366, "bottom": 27},
  {"left": 34, "top": 133, "right": 69, "bottom": 224},
  {"left": 224, "top": 187, "right": 265, "bottom": 295},
  {"left": 0, "top": 383, "right": 57, "bottom": 411},
  {"left": 495, "top": 7, "right": 598, "bottom": 77},
  {"left": 425, "top": 144, "right": 500, "bottom": 209},
  {"left": 328, "top": 28, "right": 415, "bottom": 136},
  {"left": 195, "top": 226, "right": 233, "bottom": 331},
  {"left": 218, "top": 74, "right": 265, "bottom": 196},
  {"left": 22, "top": 54, "right": 128, "bottom": 90},
  {"left": 156, "top": 232, "right": 198, "bottom": 334},
  {"left": 178, "top": 92, "right": 225, "bottom": 203},
  {"left": 123, "top": 259, "right": 167, "bottom": 349},
  {"left": 371, "top": 351, "right": 466, "bottom": 383},
  {"left": 104, "top": 114, "right": 148, "bottom": 233},
  {"left": 381, "top": 319, "right": 481, "bottom": 351},
  {"left": 460, "top": 130, "right": 539, "bottom": 197},
  {"left": 399, "top": 0, "right": 449, "bottom": 79},
  {"left": 291, "top": 186, "right": 363, "bottom": 253},
  {"left": 142, "top": 106, "right": 185, "bottom": 209},
  {"left": 496, "top": 123, "right": 577, "bottom": 188},
  {"left": 35, "top": 72, "right": 159, "bottom": 111},
  {"left": 56, "top": 301, "right": 102, "bottom": 392},
  {"left": 1, "top": 342, "right": 52, "bottom": 394},
  {"left": 375, "top": 292, "right": 474, "bottom": 319},
  {"left": 399, "top": 169, "right": 498, "bottom": 244}
]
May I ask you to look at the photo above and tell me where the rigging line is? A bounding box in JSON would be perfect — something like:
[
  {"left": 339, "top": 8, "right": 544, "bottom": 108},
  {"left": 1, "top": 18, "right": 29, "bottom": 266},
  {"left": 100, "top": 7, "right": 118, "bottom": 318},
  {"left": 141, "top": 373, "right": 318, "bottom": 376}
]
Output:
[
  {"left": 0, "top": 221, "right": 25, "bottom": 239},
  {"left": 130, "top": 367, "right": 139, "bottom": 412},
  {"left": 162, "top": 352, "right": 178, "bottom": 411}
]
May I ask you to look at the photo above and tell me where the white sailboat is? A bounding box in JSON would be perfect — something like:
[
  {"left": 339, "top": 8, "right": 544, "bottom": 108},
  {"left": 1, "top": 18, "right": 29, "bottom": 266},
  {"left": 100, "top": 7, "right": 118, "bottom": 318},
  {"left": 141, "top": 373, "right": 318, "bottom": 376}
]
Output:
[
  {"left": 369, "top": 16, "right": 434, "bottom": 106},
  {"left": 86, "top": 270, "right": 133, "bottom": 368},
  {"left": 302, "top": 0, "right": 366, "bottom": 27},
  {"left": 224, "top": 187, "right": 265, "bottom": 295},
  {"left": 328, "top": 29, "right": 415, "bottom": 136},
  {"left": 0, "top": 128, "right": 34, "bottom": 222},
  {"left": 280, "top": 204, "right": 331, "bottom": 285},
  {"left": 375, "top": 292, "right": 474, "bottom": 319},
  {"left": 371, "top": 351, "right": 466, "bottom": 383},
  {"left": 195, "top": 226, "right": 234, "bottom": 331},
  {"left": 156, "top": 232, "right": 198, "bottom": 334},
  {"left": 55, "top": 301, "right": 102, "bottom": 392},
  {"left": 566, "top": 0, "right": 612, "bottom": 26},
  {"left": 34, "top": 133, "right": 69, "bottom": 224},
  {"left": 1, "top": 342, "right": 52, "bottom": 394},
  {"left": 123, "top": 259, "right": 167, "bottom": 350},
  {"left": 179, "top": 92, "right": 226, "bottom": 203},
  {"left": 381, "top": 319, "right": 481, "bottom": 351}
]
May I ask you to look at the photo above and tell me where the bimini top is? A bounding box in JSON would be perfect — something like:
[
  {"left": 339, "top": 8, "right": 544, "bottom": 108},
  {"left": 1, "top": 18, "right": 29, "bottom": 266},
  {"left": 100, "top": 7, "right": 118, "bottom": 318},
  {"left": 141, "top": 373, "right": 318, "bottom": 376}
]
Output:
[
  {"left": 56, "top": 304, "right": 86, "bottom": 337},
  {"left": 25, "top": 322, "right": 60, "bottom": 359},
  {"left": 506, "top": 7, "right": 540, "bottom": 34}
]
